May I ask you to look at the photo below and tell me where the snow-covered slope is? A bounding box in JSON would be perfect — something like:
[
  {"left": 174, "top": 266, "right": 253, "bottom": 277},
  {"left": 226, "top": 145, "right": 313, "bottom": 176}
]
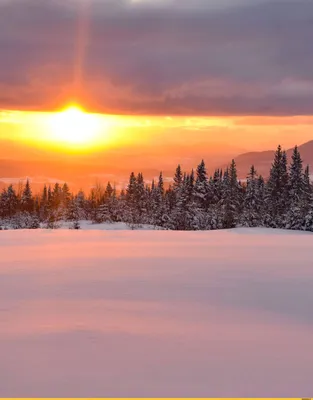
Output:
[{"left": 0, "top": 228, "right": 312, "bottom": 396}]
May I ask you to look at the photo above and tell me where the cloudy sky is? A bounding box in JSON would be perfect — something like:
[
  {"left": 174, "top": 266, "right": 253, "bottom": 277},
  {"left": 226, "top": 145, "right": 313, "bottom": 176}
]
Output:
[
  {"left": 0, "top": 0, "right": 313, "bottom": 188},
  {"left": 1, "top": 0, "right": 312, "bottom": 115}
]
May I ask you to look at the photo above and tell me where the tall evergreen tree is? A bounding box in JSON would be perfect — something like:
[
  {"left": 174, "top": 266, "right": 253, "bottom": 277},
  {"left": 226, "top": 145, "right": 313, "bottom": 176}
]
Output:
[
  {"left": 173, "top": 165, "right": 183, "bottom": 191},
  {"left": 220, "top": 166, "right": 237, "bottom": 229},
  {"left": 285, "top": 146, "right": 306, "bottom": 230},
  {"left": 289, "top": 146, "right": 304, "bottom": 203},
  {"left": 61, "top": 183, "right": 71, "bottom": 209},
  {"left": 105, "top": 182, "right": 114, "bottom": 199},
  {"left": 21, "top": 179, "right": 34, "bottom": 213},
  {"left": 265, "top": 145, "right": 289, "bottom": 227},
  {"left": 242, "top": 165, "right": 262, "bottom": 227},
  {"left": 194, "top": 160, "right": 208, "bottom": 210},
  {"left": 2, "top": 185, "right": 18, "bottom": 218}
]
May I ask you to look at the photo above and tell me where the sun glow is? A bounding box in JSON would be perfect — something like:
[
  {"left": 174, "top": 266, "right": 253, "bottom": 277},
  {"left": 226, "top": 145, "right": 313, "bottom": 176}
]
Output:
[{"left": 48, "top": 106, "right": 102, "bottom": 145}]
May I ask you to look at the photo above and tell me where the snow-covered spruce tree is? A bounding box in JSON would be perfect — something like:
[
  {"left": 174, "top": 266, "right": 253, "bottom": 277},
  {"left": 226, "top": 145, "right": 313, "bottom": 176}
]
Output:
[
  {"left": 257, "top": 175, "right": 265, "bottom": 217},
  {"left": 104, "top": 182, "right": 114, "bottom": 200},
  {"left": 107, "top": 185, "right": 119, "bottom": 222},
  {"left": 264, "top": 146, "right": 289, "bottom": 228},
  {"left": 169, "top": 180, "right": 190, "bottom": 230},
  {"left": 285, "top": 146, "right": 306, "bottom": 230},
  {"left": 52, "top": 183, "right": 62, "bottom": 211},
  {"left": 135, "top": 173, "right": 147, "bottom": 223},
  {"left": 39, "top": 185, "right": 49, "bottom": 222},
  {"left": 180, "top": 173, "right": 197, "bottom": 230},
  {"left": 209, "top": 169, "right": 223, "bottom": 206},
  {"left": 61, "top": 183, "right": 71, "bottom": 213},
  {"left": 288, "top": 146, "right": 304, "bottom": 202},
  {"left": 151, "top": 172, "right": 169, "bottom": 228},
  {"left": 66, "top": 197, "right": 80, "bottom": 221},
  {"left": 173, "top": 164, "right": 183, "bottom": 192},
  {"left": 303, "top": 198, "right": 313, "bottom": 232},
  {"left": 125, "top": 172, "right": 141, "bottom": 226},
  {"left": 34, "top": 195, "right": 41, "bottom": 218},
  {"left": 194, "top": 160, "right": 209, "bottom": 211},
  {"left": 188, "top": 169, "right": 213, "bottom": 230},
  {"left": 93, "top": 202, "right": 112, "bottom": 224},
  {"left": 303, "top": 165, "right": 312, "bottom": 209},
  {"left": 170, "top": 168, "right": 211, "bottom": 231},
  {"left": 12, "top": 211, "right": 40, "bottom": 229},
  {"left": 242, "top": 165, "right": 263, "bottom": 227},
  {"left": 230, "top": 160, "right": 241, "bottom": 206},
  {"left": 87, "top": 189, "right": 98, "bottom": 222},
  {"left": 0, "top": 185, "right": 19, "bottom": 219},
  {"left": 75, "top": 190, "right": 88, "bottom": 220},
  {"left": 20, "top": 179, "right": 34, "bottom": 213},
  {"left": 46, "top": 185, "right": 53, "bottom": 214},
  {"left": 64, "top": 197, "right": 80, "bottom": 229},
  {"left": 219, "top": 161, "right": 240, "bottom": 229},
  {"left": 164, "top": 184, "right": 176, "bottom": 215},
  {"left": 166, "top": 165, "right": 183, "bottom": 227},
  {"left": 302, "top": 165, "right": 313, "bottom": 231},
  {"left": 114, "top": 189, "right": 127, "bottom": 222}
]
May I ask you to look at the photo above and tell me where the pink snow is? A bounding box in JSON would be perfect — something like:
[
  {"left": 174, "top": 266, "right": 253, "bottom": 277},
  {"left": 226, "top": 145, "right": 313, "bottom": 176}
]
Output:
[{"left": 0, "top": 228, "right": 312, "bottom": 396}]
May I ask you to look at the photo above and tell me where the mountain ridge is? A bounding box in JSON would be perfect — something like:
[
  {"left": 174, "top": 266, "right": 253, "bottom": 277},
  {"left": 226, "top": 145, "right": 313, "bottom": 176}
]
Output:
[{"left": 231, "top": 140, "right": 313, "bottom": 179}]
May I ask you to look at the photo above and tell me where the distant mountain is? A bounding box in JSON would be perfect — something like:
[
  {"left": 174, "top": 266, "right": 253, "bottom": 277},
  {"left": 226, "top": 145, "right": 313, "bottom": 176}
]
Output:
[{"left": 230, "top": 140, "right": 313, "bottom": 179}]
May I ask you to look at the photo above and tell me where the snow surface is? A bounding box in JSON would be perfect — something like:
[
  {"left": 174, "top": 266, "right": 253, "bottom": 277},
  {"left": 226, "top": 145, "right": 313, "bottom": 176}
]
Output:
[
  {"left": 62, "top": 220, "right": 163, "bottom": 230},
  {"left": 0, "top": 228, "right": 312, "bottom": 397}
]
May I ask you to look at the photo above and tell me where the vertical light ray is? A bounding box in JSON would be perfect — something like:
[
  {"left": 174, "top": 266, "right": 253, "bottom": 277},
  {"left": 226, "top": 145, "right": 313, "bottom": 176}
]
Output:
[{"left": 72, "top": 0, "right": 93, "bottom": 104}]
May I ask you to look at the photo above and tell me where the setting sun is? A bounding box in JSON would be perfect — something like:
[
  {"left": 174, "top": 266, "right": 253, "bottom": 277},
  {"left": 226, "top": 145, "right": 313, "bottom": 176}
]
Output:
[{"left": 48, "top": 106, "right": 101, "bottom": 145}]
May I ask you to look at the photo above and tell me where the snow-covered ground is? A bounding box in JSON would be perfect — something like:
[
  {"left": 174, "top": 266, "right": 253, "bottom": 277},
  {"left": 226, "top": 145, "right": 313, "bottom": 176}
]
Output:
[
  {"left": 0, "top": 228, "right": 312, "bottom": 397},
  {"left": 62, "top": 220, "right": 163, "bottom": 230}
]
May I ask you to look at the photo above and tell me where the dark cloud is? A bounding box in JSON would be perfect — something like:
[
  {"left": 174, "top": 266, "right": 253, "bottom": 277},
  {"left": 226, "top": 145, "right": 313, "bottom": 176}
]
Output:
[{"left": 0, "top": 0, "right": 312, "bottom": 115}]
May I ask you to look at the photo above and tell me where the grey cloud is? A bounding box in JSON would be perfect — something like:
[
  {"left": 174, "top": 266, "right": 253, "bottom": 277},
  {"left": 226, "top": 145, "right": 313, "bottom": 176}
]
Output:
[{"left": 0, "top": 0, "right": 312, "bottom": 115}]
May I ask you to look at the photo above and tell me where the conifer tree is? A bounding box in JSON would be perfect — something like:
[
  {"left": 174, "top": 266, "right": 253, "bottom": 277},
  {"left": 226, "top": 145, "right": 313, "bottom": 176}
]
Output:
[
  {"left": 39, "top": 185, "right": 49, "bottom": 221},
  {"left": 67, "top": 197, "right": 80, "bottom": 221},
  {"left": 61, "top": 183, "right": 71, "bottom": 209},
  {"left": 105, "top": 182, "right": 114, "bottom": 200},
  {"left": 285, "top": 146, "right": 306, "bottom": 230},
  {"left": 52, "top": 183, "right": 62, "bottom": 210},
  {"left": 173, "top": 165, "right": 183, "bottom": 191},
  {"left": 94, "top": 202, "right": 112, "bottom": 224},
  {"left": 265, "top": 145, "right": 289, "bottom": 227},
  {"left": 242, "top": 165, "right": 262, "bottom": 227},
  {"left": 229, "top": 159, "right": 241, "bottom": 213},
  {"left": 21, "top": 179, "right": 34, "bottom": 213},
  {"left": 126, "top": 172, "right": 137, "bottom": 206},
  {"left": 194, "top": 160, "right": 208, "bottom": 210},
  {"left": 2, "top": 185, "right": 18, "bottom": 218},
  {"left": 136, "top": 173, "right": 147, "bottom": 219},
  {"left": 75, "top": 190, "right": 87, "bottom": 220},
  {"left": 220, "top": 167, "right": 237, "bottom": 229},
  {"left": 108, "top": 184, "right": 119, "bottom": 222},
  {"left": 289, "top": 146, "right": 304, "bottom": 203},
  {"left": 303, "top": 165, "right": 312, "bottom": 213},
  {"left": 125, "top": 172, "right": 140, "bottom": 225}
]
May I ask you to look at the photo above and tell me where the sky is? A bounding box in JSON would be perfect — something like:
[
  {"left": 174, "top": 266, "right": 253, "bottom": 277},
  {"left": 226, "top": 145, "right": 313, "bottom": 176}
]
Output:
[{"left": 0, "top": 0, "right": 313, "bottom": 188}]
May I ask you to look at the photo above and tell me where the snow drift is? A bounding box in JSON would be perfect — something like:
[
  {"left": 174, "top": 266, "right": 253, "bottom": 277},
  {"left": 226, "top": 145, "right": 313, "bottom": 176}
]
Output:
[{"left": 0, "top": 228, "right": 312, "bottom": 397}]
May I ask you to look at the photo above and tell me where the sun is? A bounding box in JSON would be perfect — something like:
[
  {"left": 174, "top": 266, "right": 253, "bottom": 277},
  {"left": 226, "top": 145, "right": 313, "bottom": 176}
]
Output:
[{"left": 49, "top": 106, "right": 101, "bottom": 145}]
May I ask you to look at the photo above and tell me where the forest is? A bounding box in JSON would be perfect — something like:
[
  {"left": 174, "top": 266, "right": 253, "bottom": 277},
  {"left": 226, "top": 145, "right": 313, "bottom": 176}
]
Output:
[{"left": 0, "top": 145, "right": 313, "bottom": 231}]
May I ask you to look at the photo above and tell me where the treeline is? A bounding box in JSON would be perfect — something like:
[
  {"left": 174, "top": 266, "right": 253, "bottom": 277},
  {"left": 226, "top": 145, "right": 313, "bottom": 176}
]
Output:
[{"left": 1, "top": 145, "right": 313, "bottom": 231}]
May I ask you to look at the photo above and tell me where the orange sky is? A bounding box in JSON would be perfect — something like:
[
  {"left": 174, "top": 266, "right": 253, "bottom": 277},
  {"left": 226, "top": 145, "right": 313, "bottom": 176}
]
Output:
[
  {"left": 2, "top": 108, "right": 313, "bottom": 154},
  {"left": 1, "top": 107, "right": 313, "bottom": 191}
]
